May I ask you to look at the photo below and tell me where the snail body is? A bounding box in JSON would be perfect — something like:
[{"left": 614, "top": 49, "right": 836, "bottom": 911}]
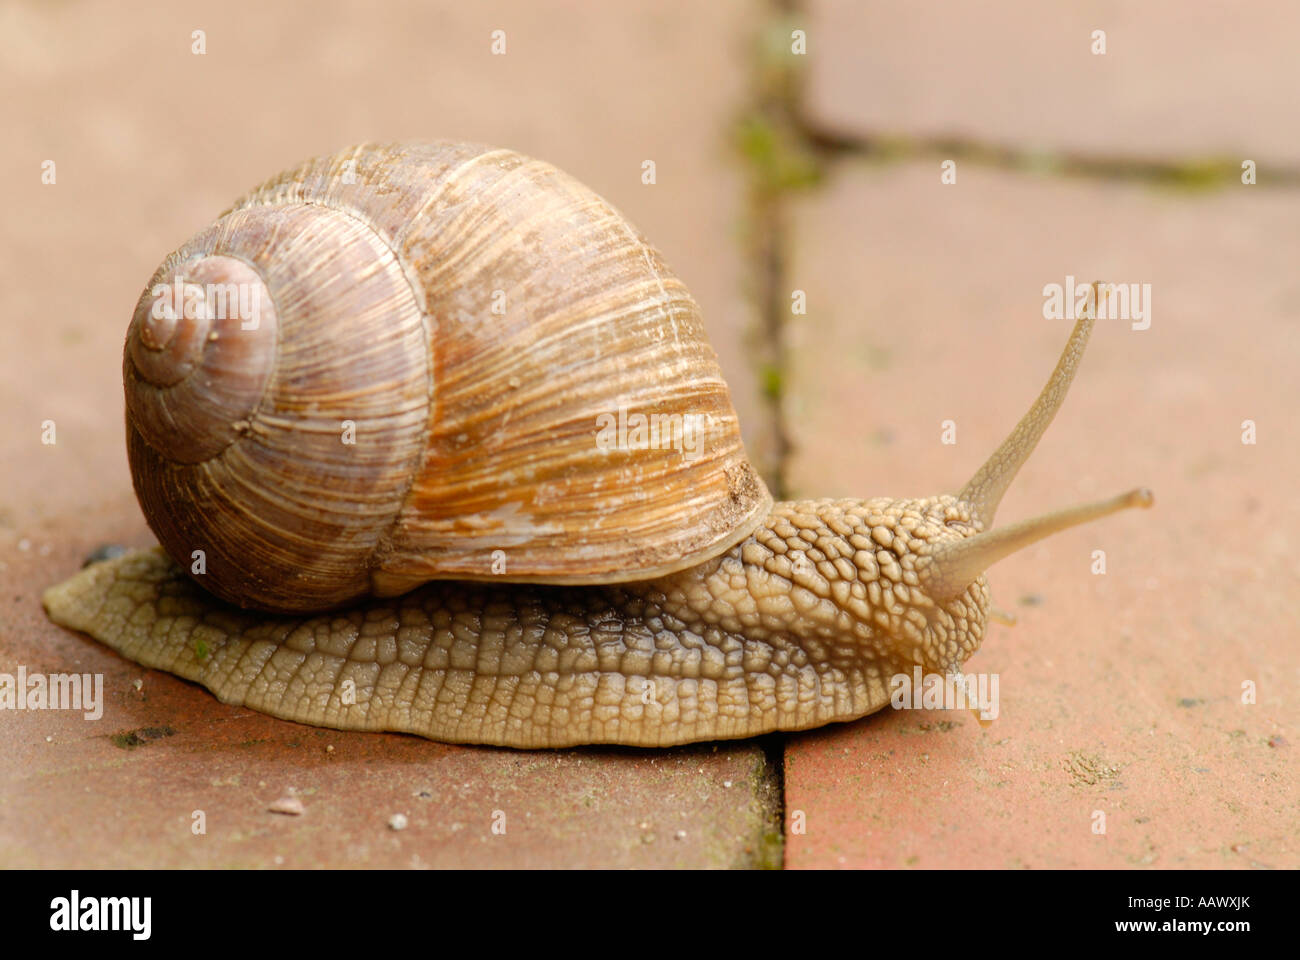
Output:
[{"left": 43, "top": 142, "right": 1151, "bottom": 748}]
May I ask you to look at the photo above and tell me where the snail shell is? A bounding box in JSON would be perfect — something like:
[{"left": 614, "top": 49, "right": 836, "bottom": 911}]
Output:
[{"left": 124, "top": 143, "right": 770, "bottom": 613}]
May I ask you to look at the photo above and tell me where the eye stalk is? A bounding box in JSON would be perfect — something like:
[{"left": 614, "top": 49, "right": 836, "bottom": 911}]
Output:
[
  {"left": 921, "top": 487, "right": 1153, "bottom": 601},
  {"left": 918, "top": 305, "right": 1153, "bottom": 603}
]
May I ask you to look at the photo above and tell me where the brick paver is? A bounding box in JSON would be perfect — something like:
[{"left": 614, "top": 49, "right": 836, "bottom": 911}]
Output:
[
  {"left": 803, "top": 0, "right": 1300, "bottom": 166},
  {"left": 781, "top": 162, "right": 1298, "bottom": 867}
]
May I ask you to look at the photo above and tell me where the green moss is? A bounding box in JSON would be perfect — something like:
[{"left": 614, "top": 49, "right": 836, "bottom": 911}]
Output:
[
  {"left": 1160, "top": 157, "right": 1238, "bottom": 191},
  {"left": 734, "top": 113, "right": 822, "bottom": 194},
  {"left": 754, "top": 829, "right": 785, "bottom": 869},
  {"left": 760, "top": 362, "right": 785, "bottom": 400},
  {"left": 1018, "top": 149, "right": 1065, "bottom": 177},
  {"left": 736, "top": 744, "right": 785, "bottom": 870}
]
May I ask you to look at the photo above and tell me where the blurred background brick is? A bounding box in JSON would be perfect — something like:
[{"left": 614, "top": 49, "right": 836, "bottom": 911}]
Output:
[{"left": 804, "top": 0, "right": 1300, "bottom": 165}]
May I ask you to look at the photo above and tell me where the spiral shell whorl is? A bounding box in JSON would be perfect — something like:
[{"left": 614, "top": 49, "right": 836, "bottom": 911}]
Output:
[
  {"left": 126, "top": 254, "right": 277, "bottom": 463},
  {"left": 125, "top": 203, "right": 431, "bottom": 612}
]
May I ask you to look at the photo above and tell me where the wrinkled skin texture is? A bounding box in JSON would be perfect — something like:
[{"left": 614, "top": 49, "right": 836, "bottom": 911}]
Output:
[{"left": 43, "top": 497, "right": 990, "bottom": 748}]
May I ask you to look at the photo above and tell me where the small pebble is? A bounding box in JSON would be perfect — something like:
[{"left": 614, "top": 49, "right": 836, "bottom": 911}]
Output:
[
  {"left": 388, "top": 813, "right": 409, "bottom": 831},
  {"left": 81, "top": 544, "right": 128, "bottom": 567},
  {"left": 133, "top": 678, "right": 143, "bottom": 692},
  {"left": 17, "top": 539, "right": 31, "bottom": 552},
  {"left": 723, "top": 780, "right": 732, "bottom": 788},
  {"left": 268, "top": 796, "right": 304, "bottom": 816},
  {"left": 325, "top": 744, "right": 334, "bottom": 754},
  {"left": 674, "top": 830, "right": 687, "bottom": 841}
]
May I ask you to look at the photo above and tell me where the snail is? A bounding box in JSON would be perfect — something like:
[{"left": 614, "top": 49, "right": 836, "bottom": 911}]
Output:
[{"left": 42, "top": 141, "right": 1152, "bottom": 749}]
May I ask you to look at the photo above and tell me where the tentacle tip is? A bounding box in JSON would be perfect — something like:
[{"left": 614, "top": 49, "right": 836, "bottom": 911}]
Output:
[{"left": 1128, "top": 487, "right": 1155, "bottom": 509}]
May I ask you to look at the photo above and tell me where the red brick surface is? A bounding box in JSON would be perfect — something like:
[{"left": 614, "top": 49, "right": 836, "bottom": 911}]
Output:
[
  {"left": 804, "top": 0, "right": 1300, "bottom": 165},
  {"left": 781, "top": 164, "right": 1298, "bottom": 868}
]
